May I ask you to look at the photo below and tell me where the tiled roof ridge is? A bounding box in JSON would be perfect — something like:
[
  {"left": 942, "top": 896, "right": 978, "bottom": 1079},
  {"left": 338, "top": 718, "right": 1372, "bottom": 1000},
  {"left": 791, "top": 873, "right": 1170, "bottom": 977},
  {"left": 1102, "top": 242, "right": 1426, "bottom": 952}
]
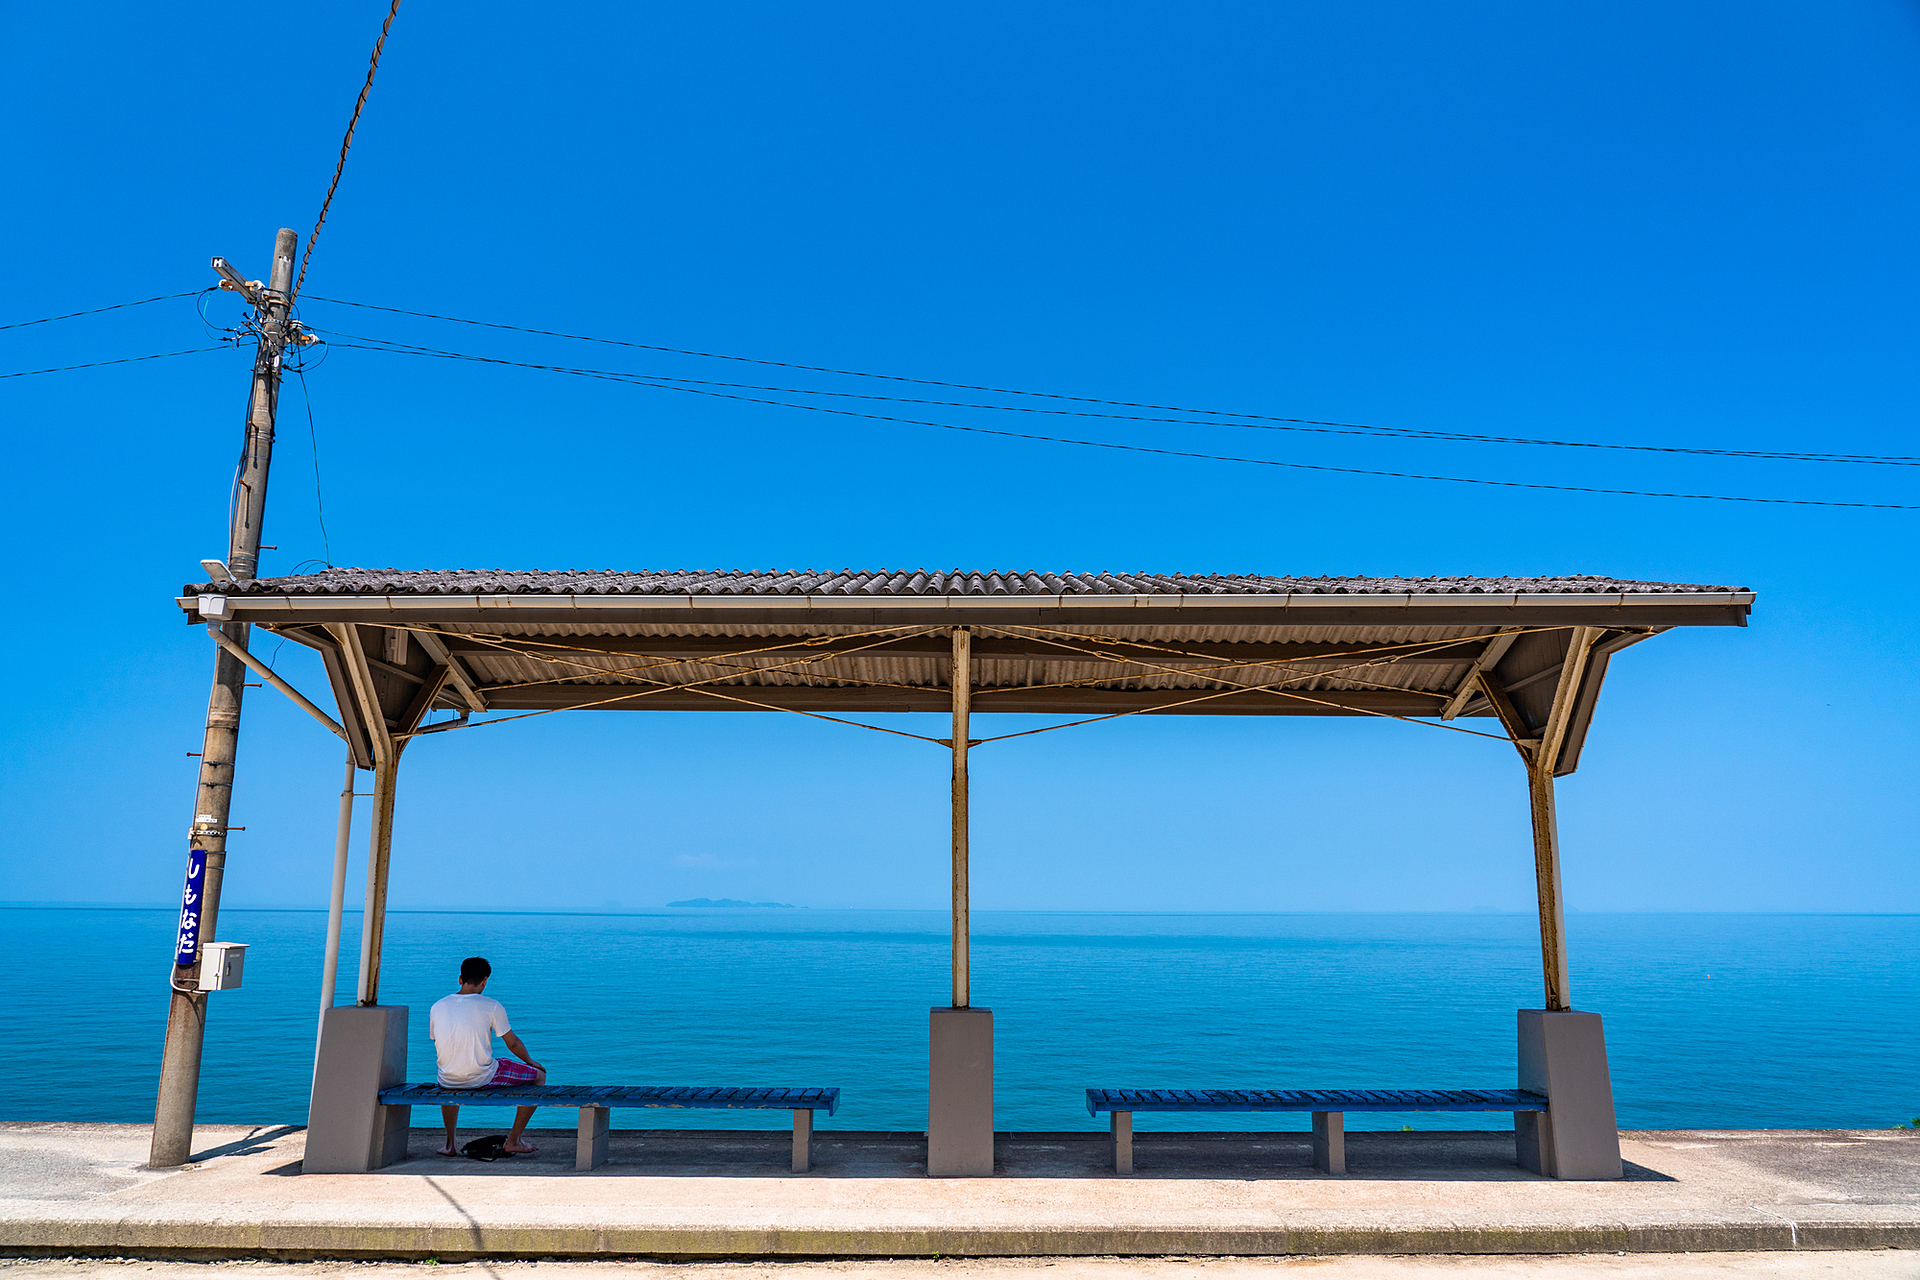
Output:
[{"left": 188, "top": 567, "right": 1750, "bottom": 596}]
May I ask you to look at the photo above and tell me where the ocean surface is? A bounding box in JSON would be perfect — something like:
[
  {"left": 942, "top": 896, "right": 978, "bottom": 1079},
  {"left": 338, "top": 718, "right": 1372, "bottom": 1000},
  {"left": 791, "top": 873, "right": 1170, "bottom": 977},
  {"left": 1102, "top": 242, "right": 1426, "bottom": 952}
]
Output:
[{"left": 11, "top": 907, "right": 1916, "bottom": 1133}]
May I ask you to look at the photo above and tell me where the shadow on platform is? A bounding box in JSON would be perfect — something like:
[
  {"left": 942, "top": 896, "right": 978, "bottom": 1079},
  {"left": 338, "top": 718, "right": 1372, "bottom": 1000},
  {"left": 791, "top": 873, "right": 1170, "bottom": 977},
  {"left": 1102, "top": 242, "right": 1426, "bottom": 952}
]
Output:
[{"left": 276, "top": 1127, "right": 1677, "bottom": 1181}]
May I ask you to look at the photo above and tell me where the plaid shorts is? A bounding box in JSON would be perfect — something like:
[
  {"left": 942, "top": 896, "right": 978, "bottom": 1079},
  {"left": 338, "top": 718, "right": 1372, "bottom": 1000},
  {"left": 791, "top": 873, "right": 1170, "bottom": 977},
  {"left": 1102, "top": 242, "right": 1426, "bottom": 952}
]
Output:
[{"left": 485, "top": 1058, "right": 540, "bottom": 1087}]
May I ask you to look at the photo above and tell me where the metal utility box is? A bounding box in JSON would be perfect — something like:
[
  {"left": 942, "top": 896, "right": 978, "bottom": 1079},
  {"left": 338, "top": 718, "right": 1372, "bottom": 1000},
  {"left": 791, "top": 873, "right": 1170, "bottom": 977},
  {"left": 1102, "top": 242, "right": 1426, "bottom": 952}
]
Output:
[{"left": 198, "top": 941, "right": 248, "bottom": 991}]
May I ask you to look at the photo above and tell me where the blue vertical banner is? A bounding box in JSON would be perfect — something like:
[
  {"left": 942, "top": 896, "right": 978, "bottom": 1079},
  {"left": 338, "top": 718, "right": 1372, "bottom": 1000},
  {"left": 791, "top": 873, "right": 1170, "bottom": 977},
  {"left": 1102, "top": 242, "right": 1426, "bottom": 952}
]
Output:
[{"left": 174, "top": 847, "right": 207, "bottom": 966}]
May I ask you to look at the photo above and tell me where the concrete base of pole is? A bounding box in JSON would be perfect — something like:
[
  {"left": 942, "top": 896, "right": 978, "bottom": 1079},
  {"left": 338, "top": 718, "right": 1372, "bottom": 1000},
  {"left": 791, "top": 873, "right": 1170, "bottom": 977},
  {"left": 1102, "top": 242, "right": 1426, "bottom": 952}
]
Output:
[
  {"left": 148, "top": 989, "right": 208, "bottom": 1168},
  {"left": 927, "top": 1006, "right": 994, "bottom": 1177},
  {"left": 304, "top": 1005, "right": 410, "bottom": 1174},
  {"left": 1516, "top": 1008, "right": 1623, "bottom": 1180}
]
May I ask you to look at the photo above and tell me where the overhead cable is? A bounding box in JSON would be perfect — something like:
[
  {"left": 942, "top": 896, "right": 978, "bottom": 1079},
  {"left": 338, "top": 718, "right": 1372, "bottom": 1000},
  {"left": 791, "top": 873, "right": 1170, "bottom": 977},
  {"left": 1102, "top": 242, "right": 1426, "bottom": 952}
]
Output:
[
  {"left": 341, "top": 327, "right": 1920, "bottom": 467},
  {"left": 0, "top": 290, "right": 210, "bottom": 333},
  {"left": 323, "top": 336, "right": 1920, "bottom": 510},
  {"left": 0, "top": 347, "right": 231, "bottom": 380},
  {"left": 292, "top": 0, "right": 403, "bottom": 300},
  {"left": 301, "top": 294, "right": 1919, "bottom": 467}
]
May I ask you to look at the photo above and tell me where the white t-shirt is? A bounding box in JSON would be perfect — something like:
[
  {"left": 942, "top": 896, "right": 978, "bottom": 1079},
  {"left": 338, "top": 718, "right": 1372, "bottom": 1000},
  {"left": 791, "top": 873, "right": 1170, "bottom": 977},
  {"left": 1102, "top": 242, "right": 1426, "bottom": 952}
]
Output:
[{"left": 429, "top": 993, "right": 511, "bottom": 1088}]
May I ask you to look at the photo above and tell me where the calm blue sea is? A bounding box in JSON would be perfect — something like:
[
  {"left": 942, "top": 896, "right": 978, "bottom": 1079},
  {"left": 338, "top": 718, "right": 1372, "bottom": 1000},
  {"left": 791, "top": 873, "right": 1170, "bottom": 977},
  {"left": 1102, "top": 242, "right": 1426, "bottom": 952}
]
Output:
[{"left": 9, "top": 907, "right": 1915, "bottom": 1133}]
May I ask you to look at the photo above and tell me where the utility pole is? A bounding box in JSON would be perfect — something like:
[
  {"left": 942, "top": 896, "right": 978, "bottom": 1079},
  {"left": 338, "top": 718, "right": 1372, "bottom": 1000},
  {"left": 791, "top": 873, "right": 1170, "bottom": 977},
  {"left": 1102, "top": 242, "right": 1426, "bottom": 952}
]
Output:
[{"left": 150, "top": 228, "right": 300, "bottom": 1168}]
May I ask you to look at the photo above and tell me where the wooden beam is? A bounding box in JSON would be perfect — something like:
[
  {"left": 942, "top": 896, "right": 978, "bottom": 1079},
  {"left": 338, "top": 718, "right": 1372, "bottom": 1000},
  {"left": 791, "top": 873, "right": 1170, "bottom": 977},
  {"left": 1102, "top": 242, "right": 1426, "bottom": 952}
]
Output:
[
  {"left": 317, "top": 643, "right": 374, "bottom": 770},
  {"left": 437, "top": 633, "right": 1500, "bottom": 668},
  {"left": 1440, "top": 630, "right": 1520, "bottom": 720},
  {"left": 329, "top": 625, "right": 394, "bottom": 763},
  {"left": 1475, "top": 669, "right": 1537, "bottom": 764},
  {"left": 1552, "top": 629, "right": 1655, "bottom": 777},
  {"left": 412, "top": 629, "right": 488, "bottom": 712},
  {"left": 1537, "top": 628, "right": 1600, "bottom": 774},
  {"left": 476, "top": 684, "right": 1464, "bottom": 717},
  {"left": 395, "top": 664, "right": 454, "bottom": 737}
]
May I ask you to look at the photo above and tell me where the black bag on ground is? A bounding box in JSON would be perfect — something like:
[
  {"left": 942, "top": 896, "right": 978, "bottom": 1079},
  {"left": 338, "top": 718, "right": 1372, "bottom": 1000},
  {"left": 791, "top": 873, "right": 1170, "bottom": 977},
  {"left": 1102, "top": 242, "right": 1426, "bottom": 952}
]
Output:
[{"left": 461, "top": 1134, "right": 515, "bottom": 1161}]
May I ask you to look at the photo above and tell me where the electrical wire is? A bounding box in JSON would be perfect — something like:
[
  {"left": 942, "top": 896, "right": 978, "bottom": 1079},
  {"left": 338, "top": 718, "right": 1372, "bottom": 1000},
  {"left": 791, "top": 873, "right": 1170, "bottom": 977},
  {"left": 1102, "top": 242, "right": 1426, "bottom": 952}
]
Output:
[
  {"left": 342, "top": 328, "right": 1920, "bottom": 468},
  {"left": 295, "top": 369, "right": 334, "bottom": 567},
  {"left": 0, "top": 290, "right": 211, "bottom": 333},
  {"left": 292, "top": 0, "right": 403, "bottom": 300},
  {"left": 321, "top": 336, "right": 1920, "bottom": 511},
  {"left": 0, "top": 347, "right": 231, "bottom": 380},
  {"left": 300, "top": 294, "right": 1920, "bottom": 467}
]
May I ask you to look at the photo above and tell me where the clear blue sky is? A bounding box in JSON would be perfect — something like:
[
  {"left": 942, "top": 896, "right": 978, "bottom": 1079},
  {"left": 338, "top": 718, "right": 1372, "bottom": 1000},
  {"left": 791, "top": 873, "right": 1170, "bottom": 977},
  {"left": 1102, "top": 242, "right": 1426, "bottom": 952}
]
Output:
[{"left": 2, "top": 2, "right": 1914, "bottom": 915}]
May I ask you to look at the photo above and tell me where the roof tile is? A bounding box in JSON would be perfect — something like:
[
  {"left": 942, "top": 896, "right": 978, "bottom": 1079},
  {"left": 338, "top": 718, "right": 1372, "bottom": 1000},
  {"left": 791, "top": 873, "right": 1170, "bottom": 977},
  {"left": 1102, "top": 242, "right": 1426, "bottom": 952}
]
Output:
[{"left": 189, "top": 568, "right": 1749, "bottom": 598}]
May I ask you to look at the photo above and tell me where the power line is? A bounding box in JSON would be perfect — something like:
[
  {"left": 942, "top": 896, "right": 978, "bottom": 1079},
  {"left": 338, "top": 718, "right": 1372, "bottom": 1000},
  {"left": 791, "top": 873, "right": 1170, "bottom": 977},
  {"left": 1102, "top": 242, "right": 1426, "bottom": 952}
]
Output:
[
  {"left": 0, "top": 347, "right": 230, "bottom": 380},
  {"left": 295, "top": 369, "right": 334, "bottom": 567},
  {"left": 327, "top": 324, "right": 1920, "bottom": 469},
  {"left": 324, "top": 337, "right": 1920, "bottom": 511},
  {"left": 292, "top": 0, "right": 403, "bottom": 300},
  {"left": 301, "top": 294, "right": 1920, "bottom": 467},
  {"left": 0, "top": 290, "right": 210, "bottom": 333}
]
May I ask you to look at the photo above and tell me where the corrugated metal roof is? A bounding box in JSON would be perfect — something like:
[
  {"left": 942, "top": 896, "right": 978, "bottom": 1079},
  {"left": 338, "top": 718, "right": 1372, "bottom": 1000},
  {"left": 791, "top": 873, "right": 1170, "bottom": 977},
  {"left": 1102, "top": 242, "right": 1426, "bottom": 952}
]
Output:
[
  {"left": 194, "top": 567, "right": 1747, "bottom": 597},
  {"left": 203, "top": 567, "right": 1751, "bottom": 777}
]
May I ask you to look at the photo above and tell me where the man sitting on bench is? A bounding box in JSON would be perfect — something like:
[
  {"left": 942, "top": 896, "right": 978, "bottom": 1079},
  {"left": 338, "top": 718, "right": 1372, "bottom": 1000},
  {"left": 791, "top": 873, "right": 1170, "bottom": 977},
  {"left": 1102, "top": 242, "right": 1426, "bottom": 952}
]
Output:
[{"left": 430, "top": 956, "right": 548, "bottom": 1157}]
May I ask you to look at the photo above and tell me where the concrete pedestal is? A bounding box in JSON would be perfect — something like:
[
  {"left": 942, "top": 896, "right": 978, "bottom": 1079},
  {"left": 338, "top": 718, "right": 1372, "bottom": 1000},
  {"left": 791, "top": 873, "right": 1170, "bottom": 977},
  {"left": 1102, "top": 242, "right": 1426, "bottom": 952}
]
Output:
[
  {"left": 304, "top": 1005, "right": 410, "bottom": 1173},
  {"left": 1516, "top": 1008, "right": 1622, "bottom": 1180},
  {"left": 928, "top": 1006, "right": 993, "bottom": 1176},
  {"left": 1312, "top": 1110, "right": 1346, "bottom": 1174}
]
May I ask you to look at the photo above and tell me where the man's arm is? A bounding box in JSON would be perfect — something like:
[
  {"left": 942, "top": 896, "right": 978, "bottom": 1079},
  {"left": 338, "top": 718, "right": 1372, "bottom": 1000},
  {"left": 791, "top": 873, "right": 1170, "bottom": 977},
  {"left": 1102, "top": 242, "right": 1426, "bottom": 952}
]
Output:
[{"left": 501, "top": 1031, "right": 543, "bottom": 1072}]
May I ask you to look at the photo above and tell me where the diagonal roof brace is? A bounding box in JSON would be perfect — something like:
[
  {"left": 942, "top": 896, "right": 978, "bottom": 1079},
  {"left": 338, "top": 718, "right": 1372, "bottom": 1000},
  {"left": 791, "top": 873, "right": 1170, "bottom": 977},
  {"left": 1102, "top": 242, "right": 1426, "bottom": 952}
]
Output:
[{"left": 206, "top": 625, "right": 346, "bottom": 741}]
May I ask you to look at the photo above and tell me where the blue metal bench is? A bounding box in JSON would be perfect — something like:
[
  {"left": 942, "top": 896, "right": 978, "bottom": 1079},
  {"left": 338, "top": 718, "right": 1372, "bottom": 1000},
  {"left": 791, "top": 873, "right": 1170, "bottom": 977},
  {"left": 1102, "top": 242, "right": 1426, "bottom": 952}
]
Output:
[
  {"left": 379, "top": 1083, "right": 841, "bottom": 1172},
  {"left": 1085, "top": 1088, "right": 1548, "bottom": 1174}
]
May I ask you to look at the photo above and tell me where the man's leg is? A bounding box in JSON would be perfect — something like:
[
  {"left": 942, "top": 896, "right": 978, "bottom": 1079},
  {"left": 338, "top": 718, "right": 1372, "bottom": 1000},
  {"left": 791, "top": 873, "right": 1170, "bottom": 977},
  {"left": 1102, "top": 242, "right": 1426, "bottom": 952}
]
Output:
[
  {"left": 440, "top": 1105, "right": 460, "bottom": 1156},
  {"left": 506, "top": 1106, "right": 539, "bottom": 1154}
]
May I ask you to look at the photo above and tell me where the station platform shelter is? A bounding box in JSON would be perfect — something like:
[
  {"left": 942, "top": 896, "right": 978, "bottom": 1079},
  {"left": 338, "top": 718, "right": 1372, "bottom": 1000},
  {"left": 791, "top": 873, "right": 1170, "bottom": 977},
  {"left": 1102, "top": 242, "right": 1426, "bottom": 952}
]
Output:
[{"left": 168, "top": 568, "right": 1752, "bottom": 1178}]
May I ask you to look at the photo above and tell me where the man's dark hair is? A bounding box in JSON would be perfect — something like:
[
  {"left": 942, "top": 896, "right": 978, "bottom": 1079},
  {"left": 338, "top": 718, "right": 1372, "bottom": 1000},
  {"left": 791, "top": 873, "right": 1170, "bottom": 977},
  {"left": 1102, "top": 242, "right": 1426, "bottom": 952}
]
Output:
[{"left": 460, "top": 956, "right": 492, "bottom": 984}]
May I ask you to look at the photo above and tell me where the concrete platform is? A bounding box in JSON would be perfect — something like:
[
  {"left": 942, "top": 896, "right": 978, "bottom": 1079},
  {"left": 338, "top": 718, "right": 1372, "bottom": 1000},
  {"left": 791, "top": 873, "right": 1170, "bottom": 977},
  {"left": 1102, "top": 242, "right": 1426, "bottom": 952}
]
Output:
[{"left": 0, "top": 1122, "right": 1914, "bottom": 1260}]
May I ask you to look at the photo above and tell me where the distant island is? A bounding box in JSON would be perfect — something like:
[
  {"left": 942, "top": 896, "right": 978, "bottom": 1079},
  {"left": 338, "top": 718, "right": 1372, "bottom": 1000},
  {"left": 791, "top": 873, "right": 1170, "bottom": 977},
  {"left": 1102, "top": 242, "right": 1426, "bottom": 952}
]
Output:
[{"left": 667, "top": 898, "right": 797, "bottom": 908}]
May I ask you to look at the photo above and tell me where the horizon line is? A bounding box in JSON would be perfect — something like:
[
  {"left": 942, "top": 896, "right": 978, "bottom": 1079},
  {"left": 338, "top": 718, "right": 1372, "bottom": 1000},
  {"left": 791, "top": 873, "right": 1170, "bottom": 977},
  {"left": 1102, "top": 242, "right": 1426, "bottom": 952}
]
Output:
[{"left": 1, "top": 902, "right": 1912, "bottom": 919}]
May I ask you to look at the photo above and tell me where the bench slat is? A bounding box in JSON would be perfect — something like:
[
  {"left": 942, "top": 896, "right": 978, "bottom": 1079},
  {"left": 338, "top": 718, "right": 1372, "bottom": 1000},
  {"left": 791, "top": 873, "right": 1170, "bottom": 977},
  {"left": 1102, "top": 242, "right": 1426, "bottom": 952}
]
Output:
[
  {"left": 1084, "top": 1087, "right": 1546, "bottom": 1116},
  {"left": 378, "top": 1083, "right": 840, "bottom": 1116}
]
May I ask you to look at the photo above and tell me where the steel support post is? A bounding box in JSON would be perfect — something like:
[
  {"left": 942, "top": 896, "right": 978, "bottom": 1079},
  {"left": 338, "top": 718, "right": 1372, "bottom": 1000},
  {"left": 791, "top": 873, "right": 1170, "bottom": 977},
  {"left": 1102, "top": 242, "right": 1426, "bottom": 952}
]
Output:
[
  {"left": 1526, "top": 626, "right": 1597, "bottom": 1012},
  {"left": 151, "top": 228, "right": 298, "bottom": 1169},
  {"left": 357, "top": 748, "right": 402, "bottom": 1005},
  {"left": 1526, "top": 757, "right": 1570, "bottom": 1011},
  {"left": 950, "top": 626, "right": 970, "bottom": 1008},
  {"left": 927, "top": 626, "right": 993, "bottom": 1175}
]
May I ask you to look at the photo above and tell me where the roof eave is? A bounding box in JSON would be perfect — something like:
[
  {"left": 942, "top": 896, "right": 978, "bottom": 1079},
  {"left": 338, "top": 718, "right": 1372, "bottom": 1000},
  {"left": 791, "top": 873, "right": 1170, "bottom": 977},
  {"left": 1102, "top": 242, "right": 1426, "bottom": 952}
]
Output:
[{"left": 179, "top": 590, "right": 1755, "bottom": 629}]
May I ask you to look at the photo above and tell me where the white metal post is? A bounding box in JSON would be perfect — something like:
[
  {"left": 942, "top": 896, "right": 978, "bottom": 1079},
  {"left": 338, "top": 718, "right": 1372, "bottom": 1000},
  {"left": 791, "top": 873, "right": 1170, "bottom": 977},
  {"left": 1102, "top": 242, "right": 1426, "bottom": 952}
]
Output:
[{"left": 316, "top": 754, "right": 356, "bottom": 1062}]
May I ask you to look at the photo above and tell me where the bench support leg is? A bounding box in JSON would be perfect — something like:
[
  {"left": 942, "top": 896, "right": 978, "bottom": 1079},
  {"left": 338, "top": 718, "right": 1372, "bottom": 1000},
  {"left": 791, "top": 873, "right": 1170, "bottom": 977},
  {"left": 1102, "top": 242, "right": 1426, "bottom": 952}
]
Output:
[
  {"left": 1110, "top": 1111, "right": 1133, "bottom": 1174},
  {"left": 1312, "top": 1111, "right": 1345, "bottom": 1174},
  {"left": 792, "top": 1108, "right": 814, "bottom": 1173},
  {"left": 576, "top": 1105, "right": 609, "bottom": 1172}
]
